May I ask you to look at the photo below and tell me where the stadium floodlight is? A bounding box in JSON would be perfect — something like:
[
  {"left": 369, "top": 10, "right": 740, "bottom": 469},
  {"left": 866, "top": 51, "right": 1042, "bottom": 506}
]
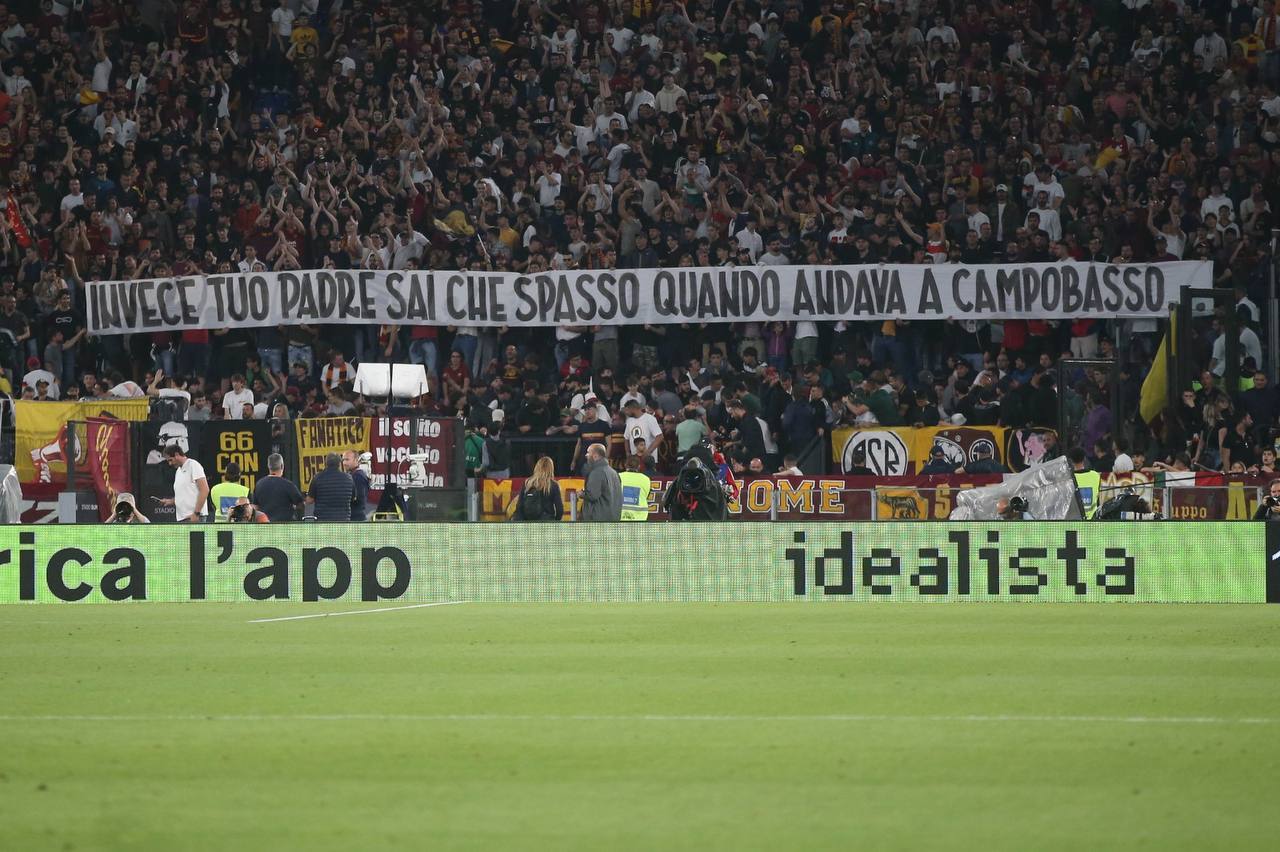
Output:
[{"left": 353, "top": 362, "right": 429, "bottom": 401}]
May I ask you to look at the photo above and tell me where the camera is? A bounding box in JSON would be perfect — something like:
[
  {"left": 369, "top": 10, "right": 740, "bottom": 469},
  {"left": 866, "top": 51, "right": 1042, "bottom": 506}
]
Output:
[
  {"left": 114, "top": 501, "right": 134, "bottom": 520},
  {"left": 1266, "top": 495, "right": 1280, "bottom": 508},
  {"left": 677, "top": 465, "right": 707, "bottom": 494},
  {"left": 228, "top": 503, "right": 253, "bottom": 523},
  {"left": 1008, "top": 496, "right": 1028, "bottom": 514}
]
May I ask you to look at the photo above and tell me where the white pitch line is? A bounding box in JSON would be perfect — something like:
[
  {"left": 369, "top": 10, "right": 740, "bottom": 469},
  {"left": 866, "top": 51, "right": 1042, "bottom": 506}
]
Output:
[
  {"left": 247, "top": 600, "right": 468, "bottom": 623},
  {"left": 0, "top": 712, "right": 1274, "bottom": 726}
]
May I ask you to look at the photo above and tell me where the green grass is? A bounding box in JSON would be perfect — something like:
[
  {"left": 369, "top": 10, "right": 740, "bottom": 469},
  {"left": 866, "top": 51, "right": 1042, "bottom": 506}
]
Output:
[{"left": 1, "top": 603, "right": 1278, "bottom": 851}]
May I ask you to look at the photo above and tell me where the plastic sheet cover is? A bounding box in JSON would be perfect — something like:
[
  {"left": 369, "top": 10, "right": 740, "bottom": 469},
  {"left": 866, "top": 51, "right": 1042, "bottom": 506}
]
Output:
[{"left": 950, "top": 456, "right": 1083, "bottom": 520}]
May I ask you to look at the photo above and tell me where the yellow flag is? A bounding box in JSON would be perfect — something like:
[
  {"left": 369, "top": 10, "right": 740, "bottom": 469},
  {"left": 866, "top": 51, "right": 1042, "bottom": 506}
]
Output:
[{"left": 1140, "top": 324, "right": 1175, "bottom": 424}]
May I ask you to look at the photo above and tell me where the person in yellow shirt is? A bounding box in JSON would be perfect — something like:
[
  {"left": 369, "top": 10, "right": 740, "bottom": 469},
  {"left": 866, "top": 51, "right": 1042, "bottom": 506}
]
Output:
[
  {"left": 290, "top": 14, "right": 319, "bottom": 58},
  {"left": 1235, "top": 21, "right": 1264, "bottom": 68},
  {"left": 619, "top": 455, "right": 652, "bottom": 521}
]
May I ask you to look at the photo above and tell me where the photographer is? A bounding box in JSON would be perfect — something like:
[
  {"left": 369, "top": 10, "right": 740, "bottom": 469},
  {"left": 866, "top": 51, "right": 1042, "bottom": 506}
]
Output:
[
  {"left": 227, "top": 497, "right": 269, "bottom": 524},
  {"left": 1253, "top": 479, "right": 1280, "bottom": 520},
  {"left": 105, "top": 492, "right": 150, "bottom": 524}
]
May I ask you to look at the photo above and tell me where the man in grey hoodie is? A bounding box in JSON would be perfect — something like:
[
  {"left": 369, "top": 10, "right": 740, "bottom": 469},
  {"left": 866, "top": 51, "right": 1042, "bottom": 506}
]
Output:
[{"left": 581, "top": 443, "right": 623, "bottom": 521}]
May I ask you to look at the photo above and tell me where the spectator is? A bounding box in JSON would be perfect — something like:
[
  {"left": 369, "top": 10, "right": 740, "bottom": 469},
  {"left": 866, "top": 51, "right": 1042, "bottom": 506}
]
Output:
[
  {"left": 483, "top": 410, "right": 511, "bottom": 479},
  {"left": 0, "top": 0, "right": 1267, "bottom": 484},
  {"left": 964, "top": 444, "right": 1008, "bottom": 475},
  {"left": 252, "top": 453, "right": 306, "bottom": 522},
  {"left": 920, "top": 446, "right": 959, "bottom": 475},
  {"left": 623, "top": 398, "right": 663, "bottom": 462},
  {"left": 306, "top": 452, "right": 354, "bottom": 522},
  {"left": 222, "top": 374, "right": 254, "bottom": 420}
]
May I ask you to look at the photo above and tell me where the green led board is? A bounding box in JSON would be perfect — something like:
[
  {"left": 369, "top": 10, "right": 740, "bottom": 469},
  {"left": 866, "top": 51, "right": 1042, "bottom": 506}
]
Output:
[{"left": 0, "top": 523, "right": 1271, "bottom": 604}]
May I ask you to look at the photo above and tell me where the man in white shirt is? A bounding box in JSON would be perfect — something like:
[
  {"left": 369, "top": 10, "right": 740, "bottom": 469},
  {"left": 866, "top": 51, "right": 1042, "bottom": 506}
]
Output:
[
  {"left": 320, "top": 353, "right": 356, "bottom": 390},
  {"left": 924, "top": 16, "right": 959, "bottom": 46},
  {"left": 392, "top": 228, "right": 429, "bottom": 269},
  {"left": 1239, "top": 183, "right": 1272, "bottom": 227},
  {"left": 547, "top": 23, "right": 578, "bottom": 61},
  {"left": 592, "top": 99, "right": 628, "bottom": 134},
  {"left": 624, "top": 82, "right": 655, "bottom": 123},
  {"left": 966, "top": 199, "right": 990, "bottom": 234},
  {"left": 1, "top": 15, "right": 26, "bottom": 53},
  {"left": 91, "top": 37, "right": 112, "bottom": 94},
  {"left": 23, "top": 362, "right": 59, "bottom": 398},
  {"left": 1200, "top": 184, "right": 1233, "bottom": 221},
  {"left": 271, "top": 0, "right": 296, "bottom": 45},
  {"left": 1023, "top": 164, "right": 1065, "bottom": 208},
  {"left": 1210, "top": 315, "right": 1263, "bottom": 377},
  {"left": 222, "top": 374, "right": 255, "bottom": 419},
  {"left": 604, "top": 20, "right": 635, "bottom": 54},
  {"left": 1026, "top": 191, "right": 1062, "bottom": 241},
  {"left": 758, "top": 237, "right": 789, "bottom": 266},
  {"left": 674, "top": 147, "right": 711, "bottom": 193},
  {"left": 623, "top": 399, "right": 663, "bottom": 461},
  {"left": 0, "top": 62, "right": 31, "bottom": 97},
  {"left": 161, "top": 444, "right": 210, "bottom": 523},
  {"left": 1193, "top": 20, "right": 1228, "bottom": 68},
  {"left": 735, "top": 218, "right": 764, "bottom": 260},
  {"left": 655, "top": 74, "right": 687, "bottom": 113},
  {"left": 60, "top": 178, "right": 85, "bottom": 213},
  {"left": 535, "top": 163, "right": 562, "bottom": 209}
]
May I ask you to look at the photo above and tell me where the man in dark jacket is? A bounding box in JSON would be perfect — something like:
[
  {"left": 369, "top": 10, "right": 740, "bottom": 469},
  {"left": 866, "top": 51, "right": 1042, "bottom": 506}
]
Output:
[
  {"left": 307, "top": 452, "right": 354, "bottom": 521},
  {"left": 726, "top": 399, "right": 767, "bottom": 464},
  {"left": 342, "top": 450, "right": 370, "bottom": 521},
  {"left": 581, "top": 443, "right": 622, "bottom": 521},
  {"left": 781, "top": 388, "right": 818, "bottom": 452},
  {"left": 252, "top": 452, "right": 305, "bottom": 521},
  {"left": 963, "top": 444, "right": 1008, "bottom": 474}
]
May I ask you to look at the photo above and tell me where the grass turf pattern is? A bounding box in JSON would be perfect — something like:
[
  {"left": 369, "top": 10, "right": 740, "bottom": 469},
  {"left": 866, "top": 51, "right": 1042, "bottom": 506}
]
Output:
[{"left": 1, "top": 603, "right": 1277, "bottom": 850}]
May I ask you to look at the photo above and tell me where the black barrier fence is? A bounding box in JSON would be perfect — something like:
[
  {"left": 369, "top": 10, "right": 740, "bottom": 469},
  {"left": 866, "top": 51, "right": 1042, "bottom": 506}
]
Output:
[{"left": 507, "top": 435, "right": 579, "bottom": 477}]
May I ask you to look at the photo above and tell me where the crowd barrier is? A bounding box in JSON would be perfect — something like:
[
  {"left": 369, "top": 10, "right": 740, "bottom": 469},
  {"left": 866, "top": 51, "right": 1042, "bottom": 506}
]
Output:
[{"left": 0, "top": 522, "right": 1272, "bottom": 605}]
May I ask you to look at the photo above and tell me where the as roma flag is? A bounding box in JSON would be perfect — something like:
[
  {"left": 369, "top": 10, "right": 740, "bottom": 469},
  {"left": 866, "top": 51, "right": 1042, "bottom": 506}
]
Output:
[
  {"left": 5, "top": 193, "right": 31, "bottom": 248},
  {"left": 86, "top": 417, "right": 134, "bottom": 521}
]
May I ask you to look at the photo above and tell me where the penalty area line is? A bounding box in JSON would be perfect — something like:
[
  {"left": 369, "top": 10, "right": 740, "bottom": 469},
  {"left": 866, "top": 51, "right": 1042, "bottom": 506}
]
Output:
[{"left": 247, "top": 600, "right": 469, "bottom": 624}]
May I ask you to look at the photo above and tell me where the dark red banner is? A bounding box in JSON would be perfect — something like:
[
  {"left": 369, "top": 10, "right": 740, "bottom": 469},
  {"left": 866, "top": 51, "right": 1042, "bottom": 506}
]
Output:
[{"left": 85, "top": 417, "right": 133, "bottom": 521}]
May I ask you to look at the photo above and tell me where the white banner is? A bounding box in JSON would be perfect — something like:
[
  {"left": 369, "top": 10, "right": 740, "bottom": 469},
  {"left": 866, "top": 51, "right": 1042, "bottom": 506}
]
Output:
[{"left": 85, "top": 262, "right": 1210, "bottom": 335}]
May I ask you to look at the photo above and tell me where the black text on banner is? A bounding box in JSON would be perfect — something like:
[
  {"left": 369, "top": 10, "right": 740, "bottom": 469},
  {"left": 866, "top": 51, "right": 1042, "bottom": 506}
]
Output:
[{"left": 86, "top": 262, "right": 1211, "bottom": 334}]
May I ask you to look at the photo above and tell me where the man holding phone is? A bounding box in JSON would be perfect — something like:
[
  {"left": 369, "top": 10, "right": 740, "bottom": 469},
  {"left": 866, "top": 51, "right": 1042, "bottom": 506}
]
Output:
[{"left": 159, "top": 444, "right": 210, "bottom": 523}]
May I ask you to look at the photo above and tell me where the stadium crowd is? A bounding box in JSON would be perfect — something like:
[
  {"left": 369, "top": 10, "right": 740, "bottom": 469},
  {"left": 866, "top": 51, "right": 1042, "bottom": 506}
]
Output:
[{"left": 0, "top": 0, "right": 1279, "bottom": 479}]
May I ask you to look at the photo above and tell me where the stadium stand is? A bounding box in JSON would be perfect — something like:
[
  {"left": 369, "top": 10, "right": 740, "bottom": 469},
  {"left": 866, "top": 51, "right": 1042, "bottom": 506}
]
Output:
[{"left": 0, "top": 0, "right": 1278, "bottom": 497}]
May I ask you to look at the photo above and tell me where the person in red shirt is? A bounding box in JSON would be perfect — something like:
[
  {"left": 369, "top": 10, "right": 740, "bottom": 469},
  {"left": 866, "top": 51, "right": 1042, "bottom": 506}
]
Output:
[{"left": 441, "top": 350, "right": 471, "bottom": 399}]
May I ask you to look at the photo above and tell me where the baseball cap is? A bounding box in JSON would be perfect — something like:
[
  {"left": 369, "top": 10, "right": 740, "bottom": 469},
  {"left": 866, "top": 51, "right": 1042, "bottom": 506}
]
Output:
[
  {"left": 996, "top": 184, "right": 1009, "bottom": 192},
  {"left": 25, "top": 356, "right": 40, "bottom": 369}
]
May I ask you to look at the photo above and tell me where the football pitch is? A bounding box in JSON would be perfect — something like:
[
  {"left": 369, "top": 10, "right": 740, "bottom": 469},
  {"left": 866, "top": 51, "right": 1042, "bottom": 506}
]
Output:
[{"left": 1, "top": 602, "right": 1277, "bottom": 851}]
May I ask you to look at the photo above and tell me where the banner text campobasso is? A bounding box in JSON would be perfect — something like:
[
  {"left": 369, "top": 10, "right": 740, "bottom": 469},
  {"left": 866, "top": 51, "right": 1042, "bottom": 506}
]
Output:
[
  {"left": 84, "top": 262, "right": 1210, "bottom": 334},
  {"left": 0, "top": 523, "right": 1271, "bottom": 604}
]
